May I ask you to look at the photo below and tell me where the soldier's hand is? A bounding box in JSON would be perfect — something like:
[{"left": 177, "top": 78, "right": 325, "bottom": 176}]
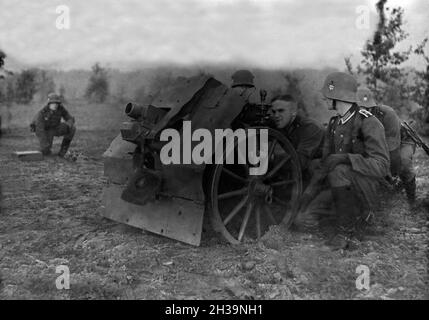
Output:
[
  {"left": 30, "top": 123, "right": 36, "bottom": 132},
  {"left": 323, "top": 154, "right": 350, "bottom": 172},
  {"left": 65, "top": 119, "right": 75, "bottom": 131}
]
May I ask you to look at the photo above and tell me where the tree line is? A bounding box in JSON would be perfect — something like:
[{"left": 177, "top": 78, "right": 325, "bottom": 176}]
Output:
[
  {"left": 345, "top": 0, "right": 428, "bottom": 123},
  {"left": 0, "top": 58, "right": 109, "bottom": 104}
]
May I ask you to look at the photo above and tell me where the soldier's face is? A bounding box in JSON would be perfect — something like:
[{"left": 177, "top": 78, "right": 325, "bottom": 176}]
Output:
[
  {"left": 270, "top": 100, "right": 297, "bottom": 129},
  {"left": 48, "top": 103, "right": 59, "bottom": 111},
  {"left": 335, "top": 100, "right": 353, "bottom": 116},
  {"left": 324, "top": 98, "right": 335, "bottom": 110}
]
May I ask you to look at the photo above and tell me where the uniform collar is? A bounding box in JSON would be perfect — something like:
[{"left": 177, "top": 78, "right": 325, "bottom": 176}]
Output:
[{"left": 339, "top": 109, "right": 355, "bottom": 125}]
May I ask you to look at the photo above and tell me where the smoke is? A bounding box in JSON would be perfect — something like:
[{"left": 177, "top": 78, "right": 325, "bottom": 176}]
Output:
[
  {"left": 0, "top": 0, "right": 424, "bottom": 70},
  {"left": 0, "top": 0, "right": 371, "bottom": 69}
]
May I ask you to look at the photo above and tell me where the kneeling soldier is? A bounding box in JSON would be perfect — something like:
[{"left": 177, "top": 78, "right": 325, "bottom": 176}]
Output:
[
  {"left": 316, "top": 72, "right": 390, "bottom": 249},
  {"left": 356, "top": 87, "right": 417, "bottom": 205},
  {"left": 30, "top": 93, "right": 76, "bottom": 157}
]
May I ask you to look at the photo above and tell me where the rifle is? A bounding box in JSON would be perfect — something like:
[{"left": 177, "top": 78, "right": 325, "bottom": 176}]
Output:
[{"left": 401, "top": 121, "right": 429, "bottom": 156}]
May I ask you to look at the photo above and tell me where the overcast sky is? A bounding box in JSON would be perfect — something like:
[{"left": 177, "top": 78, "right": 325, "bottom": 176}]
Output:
[{"left": 0, "top": 0, "right": 427, "bottom": 70}]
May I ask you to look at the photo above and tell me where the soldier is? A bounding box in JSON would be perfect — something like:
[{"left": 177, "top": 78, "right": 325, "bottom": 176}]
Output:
[
  {"left": 30, "top": 93, "right": 75, "bottom": 157},
  {"left": 230, "top": 70, "right": 257, "bottom": 102},
  {"left": 311, "top": 72, "right": 390, "bottom": 249},
  {"left": 270, "top": 94, "right": 324, "bottom": 180},
  {"left": 356, "top": 87, "right": 417, "bottom": 205},
  {"left": 231, "top": 69, "right": 255, "bottom": 89}
]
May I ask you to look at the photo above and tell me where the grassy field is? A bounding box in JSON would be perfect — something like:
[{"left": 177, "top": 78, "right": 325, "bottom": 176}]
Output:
[{"left": 0, "top": 100, "right": 427, "bottom": 300}]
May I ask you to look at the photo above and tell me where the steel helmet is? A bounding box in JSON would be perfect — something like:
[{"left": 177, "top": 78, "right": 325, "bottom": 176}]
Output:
[
  {"left": 356, "top": 87, "right": 377, "bottom": 108},
  {"left": 321, "top": 72, "right": 357, "bottom": 103},
  {"left": 231, "top": 70, "right": 255, "bottom": 88},
  {"left": 47, "top": 92, "right": 62, "bottom": 104}
]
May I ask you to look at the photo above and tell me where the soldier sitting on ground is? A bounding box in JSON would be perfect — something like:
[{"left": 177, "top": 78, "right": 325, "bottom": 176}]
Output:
[
  {"left": 301, "top": 72, "right": 390, "bottom": 250},
  {"left": 269, "top": 94, "right": 324, "bottom": 182},
  {"left": 357, "top": 87, "right": 417, "bottom": 207},
  {"left": 30, "top": 93, "right": 76, "bottom": 157}
]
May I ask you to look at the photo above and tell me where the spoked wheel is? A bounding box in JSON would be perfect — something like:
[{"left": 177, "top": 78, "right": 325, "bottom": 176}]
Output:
[{"left": 209, "top": 127, "right": 302, "bottom": 244}]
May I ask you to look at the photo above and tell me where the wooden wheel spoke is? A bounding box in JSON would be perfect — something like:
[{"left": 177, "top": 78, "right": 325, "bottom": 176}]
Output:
[
  {"left": 218, "top": 187, "right": 248, "bottom": 200},
  {"left": 223, "top": 195, "right": 249, "bottom": 225},
  {"left": 255, "top": 204, "right": 261, "bottom": 240},
  {"left": 261, "top": 205, "right": 277, "bottom": 225},
  {"left": 265, "top": 154, "right": 290, "bottom": 179},
  {"left": 269, "top": 179, "right": 296, "bottom": 188},
  {"left": 273, "top": 196, "right": 288, "bottom": 207},
  {"left": 222, "top": 167, "right": 247, "bottom": 183},
  {"left": 268, "top": 140, "right": 277, "bottom": 160},
  {"left": 238, "top": 202, "right": 254, "bottom": 241},
  {"left": 210, "top": 128, "right": 303, "bottom": 245}
]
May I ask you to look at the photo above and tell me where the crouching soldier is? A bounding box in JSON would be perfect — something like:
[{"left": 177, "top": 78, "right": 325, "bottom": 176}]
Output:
[
  {"left": 269, "top": 94, "right": 324, "bottom": 182},
  {"left": 310, "top": 72, "right": 390, "bottom": 250},
  {"left": 30, "top": 93, "right": 75, "bottom": 157},
  {"left": 356, "top": 87, "right": 417, "bottom": 205}
]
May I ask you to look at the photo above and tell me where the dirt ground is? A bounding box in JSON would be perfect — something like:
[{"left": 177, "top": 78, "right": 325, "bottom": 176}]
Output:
[{"left": 0, "top": 106, "right": 428, "bottom": 299}]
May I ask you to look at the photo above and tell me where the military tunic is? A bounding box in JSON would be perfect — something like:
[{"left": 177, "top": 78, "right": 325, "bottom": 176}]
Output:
[
  {"left": 370, "top": 105, "right": 401, "bottom": 151},
  {"left": 322, "top": 106, "right": 390, "bottom": 210},
  {"left": 369, "top": 104, "right": 402, "bottom": 176},
  {"left": 31, "top": 104, "right": 75, "bottom": 153},
  {"left": 33, "top": 104, "right": 74, "bottom": 130},
  {"left": 371, "top": 104, "right": 416, "bottom": 182},
  {"left": 281, "top": 115, "right": 324, "bottom": 173}
]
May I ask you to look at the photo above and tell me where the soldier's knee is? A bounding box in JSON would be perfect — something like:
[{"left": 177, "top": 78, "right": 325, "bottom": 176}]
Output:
[
  {"left": 327, "top": 164, "right": 352, "bottom": 187},
  {"left": 68, "top": 125, "right": 76, "bottom": 138},
  {"left": 59, "top": 123, "right": 76, "bottom": 140},
  {"left": 35, "top": 126, "right": 45, "bottom": 137}
]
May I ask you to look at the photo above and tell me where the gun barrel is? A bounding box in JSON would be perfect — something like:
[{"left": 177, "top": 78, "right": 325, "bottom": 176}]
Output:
[{"left": 125, "top": 103, "right": 145, "bottom": 120}]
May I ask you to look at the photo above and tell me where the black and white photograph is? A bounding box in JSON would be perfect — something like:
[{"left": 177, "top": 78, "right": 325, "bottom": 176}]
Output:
[{"left": 0, "top": 0, "right": 428, "bottom": 303}]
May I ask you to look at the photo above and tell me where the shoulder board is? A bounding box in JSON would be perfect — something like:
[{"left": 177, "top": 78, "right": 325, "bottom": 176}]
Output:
[{"left": 358, "top": 108, "right": 373, "bottom": 118}]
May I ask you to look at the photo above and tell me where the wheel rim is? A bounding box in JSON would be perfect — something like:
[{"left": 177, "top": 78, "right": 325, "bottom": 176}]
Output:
[{"left": 209, "top": 128, "right": 302, "bottom": 244}]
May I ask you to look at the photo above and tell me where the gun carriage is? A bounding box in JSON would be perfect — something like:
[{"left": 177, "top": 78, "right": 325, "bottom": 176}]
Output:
[{"left": 102, "top": 75, "right": 303, "bottom": 245}]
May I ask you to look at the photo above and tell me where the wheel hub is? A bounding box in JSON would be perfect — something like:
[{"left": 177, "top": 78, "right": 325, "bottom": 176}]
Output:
[{"left": 249, "top": 179, "right": 273, "bottom": 203}]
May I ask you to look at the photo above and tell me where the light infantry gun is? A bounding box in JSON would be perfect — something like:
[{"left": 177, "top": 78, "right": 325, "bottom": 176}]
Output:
[{"left": 101, "top": 75, "right": 304, "bottom": 245}]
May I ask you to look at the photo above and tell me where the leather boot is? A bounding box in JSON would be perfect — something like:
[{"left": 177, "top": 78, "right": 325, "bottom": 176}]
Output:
[
  {"left": 326, "top": 186, "right": 361, "bottom": 250},
  {"left": 58, "top": 138, "right": 72, "bottom": 157}
]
